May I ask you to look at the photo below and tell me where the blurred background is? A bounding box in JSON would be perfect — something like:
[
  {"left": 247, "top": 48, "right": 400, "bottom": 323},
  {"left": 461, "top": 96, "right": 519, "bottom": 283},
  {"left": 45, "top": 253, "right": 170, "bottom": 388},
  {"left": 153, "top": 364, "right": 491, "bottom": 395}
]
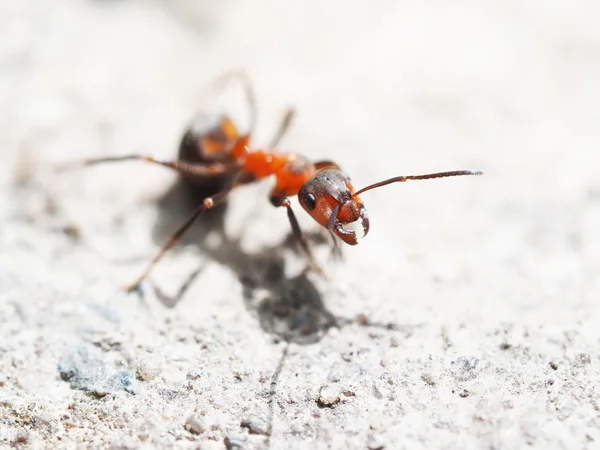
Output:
[{"left": 3, "top": 0, "right": 598, "bottom": 305}]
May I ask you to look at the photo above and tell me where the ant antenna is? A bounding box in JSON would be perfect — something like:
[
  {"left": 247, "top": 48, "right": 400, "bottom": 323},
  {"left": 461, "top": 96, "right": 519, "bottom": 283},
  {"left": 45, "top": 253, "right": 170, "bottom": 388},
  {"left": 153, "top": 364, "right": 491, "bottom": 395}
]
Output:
[
  {"left": 353, "top": 170, "right": 483, "bottom": 197},
  {"left": 212, "top": 70, "right": 257, "bottom": 136}
]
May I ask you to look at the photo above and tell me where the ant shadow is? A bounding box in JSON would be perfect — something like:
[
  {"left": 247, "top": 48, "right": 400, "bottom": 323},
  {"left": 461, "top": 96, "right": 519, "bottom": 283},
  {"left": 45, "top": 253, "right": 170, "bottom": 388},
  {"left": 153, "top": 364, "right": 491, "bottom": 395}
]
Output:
[
  {"left": 126, "top": 176, "right": 421, "bottom": 446},
  {"left": 148, "top": 179, "right": 415, "bottom": 345},
  {"left": 149, "top": 179, "right": 337, "bottom": 345},
  {"left": 147, "top": 179, "right": 420, "bottom": 443}
]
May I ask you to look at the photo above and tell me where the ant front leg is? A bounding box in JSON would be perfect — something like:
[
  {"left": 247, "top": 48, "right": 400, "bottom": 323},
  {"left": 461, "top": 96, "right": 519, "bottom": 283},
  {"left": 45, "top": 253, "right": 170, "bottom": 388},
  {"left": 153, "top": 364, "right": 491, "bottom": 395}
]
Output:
[
  {"left": 55, "top": 154, "right": 239, "bottom": 178},
  {"left": 328, "top": 231, "right": 344, "bottom": 262},
  {"left": 277, "top": 198, "right": 328, "bottom": 278}
]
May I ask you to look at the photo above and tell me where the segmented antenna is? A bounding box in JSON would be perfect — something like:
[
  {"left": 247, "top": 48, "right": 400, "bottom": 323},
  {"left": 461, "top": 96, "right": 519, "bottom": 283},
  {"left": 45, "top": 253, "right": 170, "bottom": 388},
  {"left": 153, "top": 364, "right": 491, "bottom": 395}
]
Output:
[{"left": 353, "top": 170, "right": 483, "bottom": 197}]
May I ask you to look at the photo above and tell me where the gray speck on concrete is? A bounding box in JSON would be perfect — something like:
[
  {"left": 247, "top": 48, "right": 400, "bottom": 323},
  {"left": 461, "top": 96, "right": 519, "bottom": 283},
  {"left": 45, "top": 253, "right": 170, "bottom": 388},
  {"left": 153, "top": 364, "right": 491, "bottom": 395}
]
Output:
[
  {"left": 57, "top": 345, "right": 139, "bottom": 397},
  {"left": 574, "top": 353, "right": 591, "bottom": 367},
  {"left": 450, "top": 356, "right": 481, "bottom": 381},
  {"left": 103, "top": 371, "right": 139, "bottom": 395},
  {"left": 371, "top": 383, "right": 384, "bottom": 400}
]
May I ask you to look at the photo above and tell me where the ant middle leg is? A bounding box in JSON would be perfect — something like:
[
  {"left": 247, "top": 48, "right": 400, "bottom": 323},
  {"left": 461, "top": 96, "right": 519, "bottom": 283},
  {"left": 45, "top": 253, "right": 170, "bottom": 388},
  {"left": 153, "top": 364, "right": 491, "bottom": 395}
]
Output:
[
  {"left": 126, "top": 187, "right": 233, "bottom": 294},
  {"left": 279, "top": 198, "right": 328, "bottom": 278}
]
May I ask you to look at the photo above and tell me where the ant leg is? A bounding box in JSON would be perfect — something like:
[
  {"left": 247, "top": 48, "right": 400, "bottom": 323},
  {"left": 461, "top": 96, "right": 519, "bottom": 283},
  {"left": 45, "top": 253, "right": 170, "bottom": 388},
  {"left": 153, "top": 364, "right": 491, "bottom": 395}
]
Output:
[
  {"left": 125, "top": 188, "right": 232, "bottom": 293},
  {"left": 280, "top": 199, "right": 328, "bottom": 278},
  {"left": 324, "top": 204, "right": 343, "bottom": 261},
  {"left": 267, "top": 108, "right": 295, "bottom": 149},
  {"left": 328, "top": 231, "right": 343, "bottom": 261},
  {"left": 212, "top": 69, "right": 257, "bottom": 134},
  {"left": 55, "top": 154, "right": 237, "bottom": 178}
]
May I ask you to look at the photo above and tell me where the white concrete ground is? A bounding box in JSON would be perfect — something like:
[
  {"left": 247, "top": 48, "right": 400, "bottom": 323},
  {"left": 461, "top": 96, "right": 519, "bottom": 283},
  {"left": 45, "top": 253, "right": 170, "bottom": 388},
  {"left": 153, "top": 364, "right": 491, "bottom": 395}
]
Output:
[{"left": 1, "top": 1, "right": 599, "bottom": 449}]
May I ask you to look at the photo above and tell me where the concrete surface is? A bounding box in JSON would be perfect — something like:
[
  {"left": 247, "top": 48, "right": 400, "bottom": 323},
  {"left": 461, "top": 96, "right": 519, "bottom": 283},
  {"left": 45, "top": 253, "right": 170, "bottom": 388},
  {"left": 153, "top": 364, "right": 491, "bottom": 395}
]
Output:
[{"left": 1, "top": 0, "right": 599, "bottom": 449}]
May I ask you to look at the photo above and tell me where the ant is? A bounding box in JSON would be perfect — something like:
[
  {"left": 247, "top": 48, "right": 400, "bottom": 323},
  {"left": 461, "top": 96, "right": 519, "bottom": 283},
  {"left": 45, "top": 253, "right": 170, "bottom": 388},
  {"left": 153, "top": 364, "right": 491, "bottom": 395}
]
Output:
[{"left": 57, "top": 71, "right": 483, "bottom": 294}]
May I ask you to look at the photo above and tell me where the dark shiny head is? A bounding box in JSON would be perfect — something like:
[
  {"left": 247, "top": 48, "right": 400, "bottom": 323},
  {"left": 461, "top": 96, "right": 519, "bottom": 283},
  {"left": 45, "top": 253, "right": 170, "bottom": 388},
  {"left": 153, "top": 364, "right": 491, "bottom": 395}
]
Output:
[{"left": 298, "top": 169, "right": 369, "bottom": 245}]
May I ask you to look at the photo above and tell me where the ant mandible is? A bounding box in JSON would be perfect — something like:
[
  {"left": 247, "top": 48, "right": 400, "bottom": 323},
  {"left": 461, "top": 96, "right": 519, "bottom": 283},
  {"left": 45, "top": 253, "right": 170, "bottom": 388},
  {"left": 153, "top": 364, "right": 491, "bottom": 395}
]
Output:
[{"left": 58, "top": 72, "right": 483, "bottom": 293}]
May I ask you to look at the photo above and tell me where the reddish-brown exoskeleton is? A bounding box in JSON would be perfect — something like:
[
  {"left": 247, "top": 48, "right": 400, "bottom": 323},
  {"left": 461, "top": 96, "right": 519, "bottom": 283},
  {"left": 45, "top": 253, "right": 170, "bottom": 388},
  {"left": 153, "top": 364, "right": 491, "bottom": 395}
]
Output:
[
  {"left": 175, "top": 71, "right": 294, "bottom": 197},
  {"left": 58, "top": 72, "right": 483, "bottom": 293}
]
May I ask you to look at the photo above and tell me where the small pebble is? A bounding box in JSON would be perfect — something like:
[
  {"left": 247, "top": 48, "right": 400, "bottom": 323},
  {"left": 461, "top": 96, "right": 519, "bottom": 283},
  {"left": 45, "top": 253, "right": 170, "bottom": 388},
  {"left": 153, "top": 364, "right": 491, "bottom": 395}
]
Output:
[
  {"left": 318, "top": 386, "right": 340, "bottom": 407},
  {"left": 224, "top": 436, "right": 246, "bottom": 450},
  {"left": 240, "top": 415, "right": 269, "bottom": 435},
  {"left": 136, "top": 356, "right": 162, "bottom": 381},
  {"left": 421, "top": 373, "right": 436, "bottom": 386},
  {"left": 356, "top": 313, "right": 369, "bottom": 325},
  {"left": 184, "top": 414, "right": 206, "bottom": 434},
  {"left": 186, "top": 369, "right": 201, "bottom": 381}
]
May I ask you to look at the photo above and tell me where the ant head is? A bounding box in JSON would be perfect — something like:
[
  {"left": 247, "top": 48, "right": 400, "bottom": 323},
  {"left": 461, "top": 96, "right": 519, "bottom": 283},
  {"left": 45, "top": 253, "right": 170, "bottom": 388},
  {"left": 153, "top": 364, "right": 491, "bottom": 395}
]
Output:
[
  {"left": 298, "top": 167, "right": 483, "bottom": 246},
  {"left": 298, "top": 169, "right": 369, "bottom": 245}
]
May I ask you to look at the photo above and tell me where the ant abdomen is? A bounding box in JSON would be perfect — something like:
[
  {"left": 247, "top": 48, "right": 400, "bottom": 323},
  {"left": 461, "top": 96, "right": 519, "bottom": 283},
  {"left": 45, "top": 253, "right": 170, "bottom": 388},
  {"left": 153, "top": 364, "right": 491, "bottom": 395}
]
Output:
[{"left": 177, "top": 113, "right": 241, "bottom": 197}]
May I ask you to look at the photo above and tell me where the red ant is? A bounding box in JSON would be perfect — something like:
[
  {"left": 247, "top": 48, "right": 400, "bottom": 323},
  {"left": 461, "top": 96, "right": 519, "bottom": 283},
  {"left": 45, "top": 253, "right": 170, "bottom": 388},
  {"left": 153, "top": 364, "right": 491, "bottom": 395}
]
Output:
[{"left": 57, "top": 72, "right": 483, "bottom": 293}]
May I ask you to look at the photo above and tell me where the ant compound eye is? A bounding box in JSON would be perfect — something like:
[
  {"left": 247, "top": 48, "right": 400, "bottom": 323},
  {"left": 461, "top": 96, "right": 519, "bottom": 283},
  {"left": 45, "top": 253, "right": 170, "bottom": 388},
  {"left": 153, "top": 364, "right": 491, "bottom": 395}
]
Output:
[{"left": 303, "top": 193, "right": 317, "bottom": 210}]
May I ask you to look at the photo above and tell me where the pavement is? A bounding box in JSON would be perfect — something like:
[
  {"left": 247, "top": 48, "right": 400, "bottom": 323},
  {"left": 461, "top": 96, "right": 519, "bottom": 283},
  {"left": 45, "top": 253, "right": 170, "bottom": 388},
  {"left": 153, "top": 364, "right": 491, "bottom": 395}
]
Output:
[{"left": 1, "top": 1, "right": 599, "bottom": 449}]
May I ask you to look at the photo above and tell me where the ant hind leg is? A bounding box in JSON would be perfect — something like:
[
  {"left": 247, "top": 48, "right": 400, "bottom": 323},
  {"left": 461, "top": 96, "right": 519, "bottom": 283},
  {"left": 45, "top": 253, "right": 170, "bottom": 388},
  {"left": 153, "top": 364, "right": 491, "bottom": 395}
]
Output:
[{"left": 55, "top": 154, "right": 237, "bottom": 178}]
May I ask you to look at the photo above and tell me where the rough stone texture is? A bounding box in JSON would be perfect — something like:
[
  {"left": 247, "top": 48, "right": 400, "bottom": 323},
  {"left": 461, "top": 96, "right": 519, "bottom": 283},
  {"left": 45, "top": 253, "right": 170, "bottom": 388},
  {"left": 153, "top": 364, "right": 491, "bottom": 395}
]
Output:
[{"left": 1, "top": 1, "right": 599, "bottom": 449}]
